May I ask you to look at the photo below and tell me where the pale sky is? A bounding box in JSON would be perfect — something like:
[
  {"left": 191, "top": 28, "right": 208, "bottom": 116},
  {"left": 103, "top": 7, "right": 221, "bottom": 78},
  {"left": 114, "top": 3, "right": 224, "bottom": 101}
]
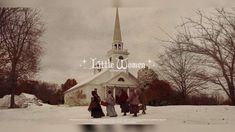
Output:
[{"left": 1, "top": 0, "right": 235, "bottom": 84}]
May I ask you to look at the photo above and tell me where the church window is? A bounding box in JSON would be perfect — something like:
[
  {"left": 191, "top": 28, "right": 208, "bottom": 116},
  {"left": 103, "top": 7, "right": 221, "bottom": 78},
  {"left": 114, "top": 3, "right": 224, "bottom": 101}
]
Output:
[
  {"left": 118, "top": 56, "right": 124, "bottom": 60},
  {"left": 118, "top": 44, "right": 121, "bottom": 49},
  {"left": 109, "top": 57, "right": 112, "bottom": 62},
  {"left": 118, "top": 78, "right": 125, "bottom": 82},
  {"left": 114, "top": 44, "right": 117, "bottom": 49}
]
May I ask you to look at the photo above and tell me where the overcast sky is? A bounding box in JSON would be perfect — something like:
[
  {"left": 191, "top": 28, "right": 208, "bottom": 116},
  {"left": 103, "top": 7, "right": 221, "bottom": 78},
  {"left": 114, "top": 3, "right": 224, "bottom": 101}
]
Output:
[{"left": 1, "top": 0, "right": 235, "bottom": 84}]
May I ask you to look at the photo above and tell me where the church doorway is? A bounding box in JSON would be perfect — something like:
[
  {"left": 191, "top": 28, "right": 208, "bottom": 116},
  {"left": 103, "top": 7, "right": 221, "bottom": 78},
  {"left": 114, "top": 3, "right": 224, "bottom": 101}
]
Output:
[{"left": 105, "top": 86, "right": 131, "bottom": 103}]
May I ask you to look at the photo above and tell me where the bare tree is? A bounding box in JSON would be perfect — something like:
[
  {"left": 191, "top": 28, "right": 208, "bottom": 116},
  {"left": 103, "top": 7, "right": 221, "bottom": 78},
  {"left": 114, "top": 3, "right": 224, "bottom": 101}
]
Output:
[
  {"left": 169, "top": 9, "right": 235, "bottom": 105},
  {"left": 0, "top": 50, "right": 8, "bottom": 74},
  {"left": 0, "top": 8, "right": 44, "bottom": 108},
  {"left": 158, "top": 42, "right": 207, "bottom": 100}
]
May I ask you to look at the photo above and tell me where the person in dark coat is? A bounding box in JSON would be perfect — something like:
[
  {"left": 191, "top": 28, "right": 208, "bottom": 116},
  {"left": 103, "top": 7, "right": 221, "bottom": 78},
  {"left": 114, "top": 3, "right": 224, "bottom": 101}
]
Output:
[
  {"left": 88, "top": 90, "right": 105, "bottom": 118},
  {"left": 138, "top": 88, "right": 147, "bottom": 114},
  {"left": 118, "top": 89, "right": 129, "bottom": 116}
]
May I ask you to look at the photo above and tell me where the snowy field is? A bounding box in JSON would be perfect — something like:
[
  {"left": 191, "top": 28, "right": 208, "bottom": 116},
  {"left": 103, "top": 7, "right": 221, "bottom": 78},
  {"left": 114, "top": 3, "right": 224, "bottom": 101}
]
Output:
[{"left": 0, "top": 105, "right": 235, "bottom": 132}]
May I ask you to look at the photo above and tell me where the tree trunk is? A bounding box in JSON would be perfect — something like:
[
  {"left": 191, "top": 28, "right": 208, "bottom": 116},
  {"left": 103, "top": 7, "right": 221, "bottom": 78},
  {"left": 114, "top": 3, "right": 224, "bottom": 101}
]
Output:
[
  {"left": 229, "top": 85, "right": 235, "bottom": 105},
  {"left": 10, "top": 81, "right": 16, "bottom": 108},
  {"left": 231, "top": 98, "right": 235, "bottom": 105},
  {"left": 9, "top": 62, "right": 17, "bottom": 108},
  {"left": 181, "top": 91, "right": 187, "bottom": 103}
]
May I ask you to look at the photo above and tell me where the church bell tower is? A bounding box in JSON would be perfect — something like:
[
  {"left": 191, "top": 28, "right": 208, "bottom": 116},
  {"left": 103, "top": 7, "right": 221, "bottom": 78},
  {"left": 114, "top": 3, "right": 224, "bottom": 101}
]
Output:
[{"left": 107, "top": 8, "right": 129, "bottom": 72}]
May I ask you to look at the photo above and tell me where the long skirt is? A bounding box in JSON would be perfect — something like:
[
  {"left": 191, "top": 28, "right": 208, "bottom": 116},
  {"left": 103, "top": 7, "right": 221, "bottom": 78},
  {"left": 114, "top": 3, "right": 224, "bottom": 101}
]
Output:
[
  {"left": 91, "top": 105, "right": 105, "bottom": 118},
  {"left": 106, "top": 105, "right": 118, "bottom": 117},
  {"left": 139, "top": 104, "right": 147, "bottom": 111},
  {"left": 120, "top": 102, "right": 129, "bottom": 113},
  {"left": 129, "top": 104, "right": 139, "bottom": 114}
]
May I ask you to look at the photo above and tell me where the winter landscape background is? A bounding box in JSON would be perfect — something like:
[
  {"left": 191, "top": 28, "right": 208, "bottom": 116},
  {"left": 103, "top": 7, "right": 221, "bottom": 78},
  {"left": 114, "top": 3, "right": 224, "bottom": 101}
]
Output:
[{"left": 1, "top": 0, "right": 235, "bottom": 132}]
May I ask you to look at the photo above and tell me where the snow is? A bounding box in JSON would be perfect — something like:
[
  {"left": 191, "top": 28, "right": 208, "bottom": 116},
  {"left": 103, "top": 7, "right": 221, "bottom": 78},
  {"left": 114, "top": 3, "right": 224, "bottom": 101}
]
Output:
[
  {"left": 21, "top": 93, "right": 36, "bottom": 99},
  {"left": 0, "top": 93, "right": 42, "bottom": 108},
  {"left": 0, "top": 104, "right": 235, "bottom": 132}
]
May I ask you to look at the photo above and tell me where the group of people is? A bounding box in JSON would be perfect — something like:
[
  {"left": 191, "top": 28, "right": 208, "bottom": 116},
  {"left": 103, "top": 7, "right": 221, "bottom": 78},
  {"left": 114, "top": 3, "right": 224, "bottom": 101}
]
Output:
[{"left": 88, "top": 88, "right": 146, "bottom": 118}]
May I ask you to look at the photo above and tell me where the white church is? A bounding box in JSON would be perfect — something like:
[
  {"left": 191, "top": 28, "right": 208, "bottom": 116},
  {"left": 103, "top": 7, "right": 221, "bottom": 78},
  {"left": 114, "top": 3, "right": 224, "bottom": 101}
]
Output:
[{"left": 64, "top": 8, "right": 139, "bottom": 106}]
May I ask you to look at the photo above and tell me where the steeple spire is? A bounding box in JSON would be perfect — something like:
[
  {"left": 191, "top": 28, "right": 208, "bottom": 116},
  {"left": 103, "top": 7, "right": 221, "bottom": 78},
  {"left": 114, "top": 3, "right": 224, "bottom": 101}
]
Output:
[
  {"left": 113, "top": 8, "right": 122, "bottom": 42},
  {"left": 107, "top": 7, "right": 129, "bottom": 72}
]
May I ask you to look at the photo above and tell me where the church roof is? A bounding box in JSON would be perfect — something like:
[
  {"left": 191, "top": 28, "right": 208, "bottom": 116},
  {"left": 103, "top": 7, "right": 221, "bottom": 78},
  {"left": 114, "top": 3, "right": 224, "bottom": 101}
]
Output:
[
  {"left": 64, "top": 69, "right": 109, "bottom": 93},
  {"left": 105, "top": 71, "right": 139, "bottom": 87},
  {"left": 113, "top": 8, "right": 122, "bottom": 42},
  {"left": 64, "top": 70, "right": 139, "bottom": 94}
]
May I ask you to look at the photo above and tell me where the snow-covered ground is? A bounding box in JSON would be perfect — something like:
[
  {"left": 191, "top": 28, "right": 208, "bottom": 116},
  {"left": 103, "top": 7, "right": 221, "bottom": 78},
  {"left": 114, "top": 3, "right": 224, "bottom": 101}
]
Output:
[{"left": 0, "top": 104, "right": 235, "bottom": 132}]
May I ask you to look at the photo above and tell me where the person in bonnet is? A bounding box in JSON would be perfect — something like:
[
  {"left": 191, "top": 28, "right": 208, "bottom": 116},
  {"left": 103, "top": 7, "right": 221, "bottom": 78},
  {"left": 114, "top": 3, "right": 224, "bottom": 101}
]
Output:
[
  {"left": 106, "top": 90, "right": 118, "bottom": 117},
  {"left": 88, "top": 90, "right": 105, "bottom": 118},
  {"left": 118, "top": 89, "right": 129, "bottom": 116},
  {"left": 128, "top": 89, "right": 140, "bottom": 117}
]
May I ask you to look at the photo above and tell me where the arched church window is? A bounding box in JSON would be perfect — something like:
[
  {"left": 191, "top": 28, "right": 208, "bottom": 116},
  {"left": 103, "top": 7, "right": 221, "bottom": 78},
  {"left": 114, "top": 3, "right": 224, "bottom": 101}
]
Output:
[
  {"left": 118, "top": 78, "right": 125, "bottom": 82},
  {"left": 118, "top": 44, "right": 121, "bottom": 49},
  {"left": 114, "top": 44, "right": 117, "bottom": 49},
  {"left": 118, "top": 56, "right": 124, "bottom": 60}
]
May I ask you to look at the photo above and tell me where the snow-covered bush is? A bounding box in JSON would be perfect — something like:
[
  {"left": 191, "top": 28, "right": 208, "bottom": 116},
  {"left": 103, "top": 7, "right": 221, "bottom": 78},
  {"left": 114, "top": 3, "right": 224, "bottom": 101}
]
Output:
[{"left": 0, "top": 93, "right": 42, "bottom": 109}]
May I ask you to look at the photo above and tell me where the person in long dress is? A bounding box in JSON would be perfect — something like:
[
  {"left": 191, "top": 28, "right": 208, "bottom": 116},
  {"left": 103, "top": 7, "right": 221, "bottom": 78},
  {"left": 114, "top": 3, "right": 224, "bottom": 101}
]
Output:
[
  {"left": 106, "top": 90, "right": 118, "bottom": 117},
  {"left": 138, "top": 88, "right": 147, "bottom": 114},
  {"left": 128, "top": 89, "right": 140, "bottom": 117},
  {"left": 118, "top": 89, "right": 129, "bottom": 116},
  {"left": 88, "top": 90, "right": 105, "bottom": 118}
]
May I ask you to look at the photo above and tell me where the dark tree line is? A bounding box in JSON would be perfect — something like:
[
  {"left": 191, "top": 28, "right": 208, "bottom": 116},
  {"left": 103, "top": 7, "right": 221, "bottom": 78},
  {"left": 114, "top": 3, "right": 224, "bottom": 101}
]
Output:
[
  {"left": 141, "top": 76, "right": 225, "bottom": 106},
  {"left": 0, "top": 78, "right": 77, "bottom": 105}
]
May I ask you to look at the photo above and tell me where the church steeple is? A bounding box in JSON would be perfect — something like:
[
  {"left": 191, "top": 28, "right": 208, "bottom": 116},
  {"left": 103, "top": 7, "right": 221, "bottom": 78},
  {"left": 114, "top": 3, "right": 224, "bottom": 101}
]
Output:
[
  {"left": 107, "top": 8, "right": 129, "bottom": 72},
  {"left": 113, "top": 8, "right": 122, "bottom": 42}
]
